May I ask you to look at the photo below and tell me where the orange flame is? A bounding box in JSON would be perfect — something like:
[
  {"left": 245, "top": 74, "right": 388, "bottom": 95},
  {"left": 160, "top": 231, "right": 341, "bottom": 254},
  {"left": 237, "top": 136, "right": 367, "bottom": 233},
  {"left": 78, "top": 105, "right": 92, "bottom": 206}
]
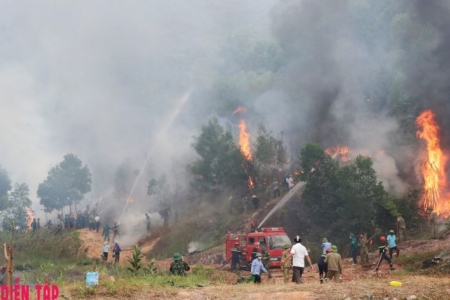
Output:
[
  {"left": 325, "top": 145, "right": 350, "bottom": 162},
  {"left": 233, "top": 107, "right": 247, "bottom": 115},
  {"left": 416, "top": 109, "right": 450, "bottom": 217},
  {"left": 238, "top": 119, "right": 252, "bottom": 161},
  {"left": 248, "top": 177, "right": 254, "bottom": 189},
  {"left": 26, "top": 207, "right": 34, "bottom": 229}
]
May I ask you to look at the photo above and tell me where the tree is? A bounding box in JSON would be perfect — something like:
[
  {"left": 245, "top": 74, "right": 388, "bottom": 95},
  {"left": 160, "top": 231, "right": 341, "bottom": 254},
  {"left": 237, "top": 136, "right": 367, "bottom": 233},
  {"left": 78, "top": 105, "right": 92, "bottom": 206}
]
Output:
[
  {"left": 37, "top": 154, "right": 92, "bottom": 212},
  {"left": 0, "top": 183, "right": 32, "bottom": 231},
  {"left": 254, "top": 125, "right": 287, "bottom": 183},
  {"left": 189, "top": 118, "right": 248, "bottom": 192},
  {"left": 147, "top": 174, "right": 169, "bottom": 206},
  {"left": 0, "top": 165, "right": 12, "bottom": 210}
]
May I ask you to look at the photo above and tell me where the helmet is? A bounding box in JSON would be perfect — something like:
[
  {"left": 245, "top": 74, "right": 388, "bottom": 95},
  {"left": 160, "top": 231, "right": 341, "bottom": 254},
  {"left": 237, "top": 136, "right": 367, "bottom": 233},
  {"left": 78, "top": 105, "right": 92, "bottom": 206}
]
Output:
[
  {"left": 326, "top": 248, "right": 332, "bottom": 253},
  {"left": 256, "top": 253, "right": 262, "bottom": 258},
  {"left": 322, "top": 238, "right": 328, "bottom": 243},
  {"left": 389, "top": 230, "right": 394, "bottom": 234},
  {"left": 294, "top": 235, "right": 301, "bottom": 243},
  {"left": 380, "top": 236, "right": 386, "bottom": 242},
  {"left": 173, "top": 253, "right": 182, "bottom": 261}
]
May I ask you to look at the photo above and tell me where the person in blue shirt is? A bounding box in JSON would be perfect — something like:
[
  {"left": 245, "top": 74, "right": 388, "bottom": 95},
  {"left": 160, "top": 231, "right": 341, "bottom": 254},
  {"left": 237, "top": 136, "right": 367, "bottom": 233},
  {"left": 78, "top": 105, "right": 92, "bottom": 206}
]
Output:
[
  {"left": 251, "top": 253, "right": 268, "bottom": 283},
  {"left": 321, "top": 238, "right": 332, "bottom": 254},
  {"left": 386, "top": 230, "right": 399, "bottom": 259}
]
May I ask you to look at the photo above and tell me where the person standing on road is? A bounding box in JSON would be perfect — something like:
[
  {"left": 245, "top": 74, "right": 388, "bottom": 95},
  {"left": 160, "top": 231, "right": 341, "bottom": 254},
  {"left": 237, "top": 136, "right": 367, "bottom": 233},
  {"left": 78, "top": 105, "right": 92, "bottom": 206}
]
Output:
[{"left": 281, "top": 235, "right": 313, "bottom": 284}]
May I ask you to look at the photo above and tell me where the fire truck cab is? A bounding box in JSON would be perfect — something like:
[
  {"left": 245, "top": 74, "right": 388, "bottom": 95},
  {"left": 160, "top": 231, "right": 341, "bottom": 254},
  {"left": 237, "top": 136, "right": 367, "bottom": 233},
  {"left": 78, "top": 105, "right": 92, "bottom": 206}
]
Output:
[{"left": 225, "top": 227, "right": 291, "bottom": 270}]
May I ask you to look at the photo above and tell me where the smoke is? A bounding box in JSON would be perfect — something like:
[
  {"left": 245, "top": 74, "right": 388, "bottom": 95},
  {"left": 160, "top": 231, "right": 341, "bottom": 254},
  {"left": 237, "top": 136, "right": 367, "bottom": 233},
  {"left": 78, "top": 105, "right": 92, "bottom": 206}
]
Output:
[{"left": 0, "top": 0, "right": 277, "bottom": 220}]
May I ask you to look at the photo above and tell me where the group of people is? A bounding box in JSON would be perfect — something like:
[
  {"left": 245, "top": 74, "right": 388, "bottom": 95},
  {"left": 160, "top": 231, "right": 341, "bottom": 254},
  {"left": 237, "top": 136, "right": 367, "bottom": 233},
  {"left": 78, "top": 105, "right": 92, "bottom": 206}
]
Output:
[{"left": 102, "top": 240, "right": 122, "bottom": 263}]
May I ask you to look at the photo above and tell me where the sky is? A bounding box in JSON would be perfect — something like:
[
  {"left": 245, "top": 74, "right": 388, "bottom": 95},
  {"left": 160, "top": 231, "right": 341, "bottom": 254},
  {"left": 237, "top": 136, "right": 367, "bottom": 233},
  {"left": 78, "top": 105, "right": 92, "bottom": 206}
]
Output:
[{"left": 0, "top": 0, "right": 277, "bottom": 214}]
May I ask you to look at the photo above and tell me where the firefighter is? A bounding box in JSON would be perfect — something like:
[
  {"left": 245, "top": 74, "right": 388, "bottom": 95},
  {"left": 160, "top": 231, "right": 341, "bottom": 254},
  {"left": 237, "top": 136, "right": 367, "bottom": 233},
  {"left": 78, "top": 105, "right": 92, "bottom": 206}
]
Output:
[
  {"left": 103, "top": 224, "right": 110, "bottom": 242},
  {"left": 375, "top": 236, "right": 395, "bottom": 271},
  {"left": 31, "top": 219, "right": 37, "bottom": 235},
  {"left": 251, "top": 242, "right": 260, "bottom": 261},
  {"left": 252, "top": 195, "right": 260, "bottom": 210},
  {"left": 349, "top": 233, "right": 358, "bottom": 265},
  {"left": 231, "top": 242, "right": 241, "bottom": 272},
  {"left": 358, "top": 233, "right": 369, "bottom": 265},
  {"left": 145, "top": 213, "right": 151, "bottom": 232}
]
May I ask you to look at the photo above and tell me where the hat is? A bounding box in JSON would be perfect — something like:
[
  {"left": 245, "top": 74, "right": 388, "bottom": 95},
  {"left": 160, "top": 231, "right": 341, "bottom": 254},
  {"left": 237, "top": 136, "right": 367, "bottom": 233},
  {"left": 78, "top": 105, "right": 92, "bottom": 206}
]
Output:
[
  {"left": 326, "top": 248, "right": 332, "bottom": 253},
  {"left": 331, "top": 245, "right": 338, "bottom": 252},
  {"left": 256, "top": 253, "right": 262, "bottom": 258},
  {"left": 322, "top": 238, "right": 328, "bottom": 243},
  {"left": 284, "top": 244, "right": 290, "bottom": 249},
  {"left": 173, "top": 253, "right": 182, "bottom": 261},
  {"left": 389, "top": 230, "right": 394, "bottom": 234}
]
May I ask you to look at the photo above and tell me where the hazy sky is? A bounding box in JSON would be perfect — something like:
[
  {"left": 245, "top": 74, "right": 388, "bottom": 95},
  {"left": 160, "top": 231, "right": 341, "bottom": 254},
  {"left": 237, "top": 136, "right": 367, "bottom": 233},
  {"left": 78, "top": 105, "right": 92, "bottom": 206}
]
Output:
[{"left": 0, "top": 0, "right": 277, "bottom": 211}]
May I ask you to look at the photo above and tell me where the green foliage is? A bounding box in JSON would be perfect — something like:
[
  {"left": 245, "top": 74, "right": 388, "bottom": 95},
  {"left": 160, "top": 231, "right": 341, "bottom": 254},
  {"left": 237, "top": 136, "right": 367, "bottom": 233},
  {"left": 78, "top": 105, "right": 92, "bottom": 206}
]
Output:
[
  {"left": 1, "top": 183, "right": 32, "bottom": 231},
  {"left": 0, "top": 164, "right": 11, "bottom": 198},
  {"left": 189, "top": 118, "right": 248, "bottom": 191},
  {"left": 147, "top": 175, "right": 169, "bottom": 205},
  {"left": 144, "top": 258, "right": 159, "bottom": 275},
  {"left": 127, "top": 245, "right": 144, "bottom": 275},
  {"left": 191, "top": 264, "right": 214, "bottom": 277},
  {"left": 37, "top": 153, "right": 92, "bottom": 211},
  {"left": 298, "top": 143, "right": 411, "bottom": 251},
  {"left": 254, "top": 124, "right": 287, "bottom": 182}
]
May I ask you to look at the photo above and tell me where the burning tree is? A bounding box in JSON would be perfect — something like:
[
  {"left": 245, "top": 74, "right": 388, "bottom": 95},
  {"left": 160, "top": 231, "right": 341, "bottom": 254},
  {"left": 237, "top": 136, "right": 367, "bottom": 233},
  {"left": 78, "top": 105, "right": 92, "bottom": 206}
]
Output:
[
  {"left": 37, "top": 153, "right": 92, "bottom": 212},
  {"left": 416, "top": 109, "right": 450, "bottom": 217},
  {"left": 190, "top": 118, "right": 248, "bottom": 191}
]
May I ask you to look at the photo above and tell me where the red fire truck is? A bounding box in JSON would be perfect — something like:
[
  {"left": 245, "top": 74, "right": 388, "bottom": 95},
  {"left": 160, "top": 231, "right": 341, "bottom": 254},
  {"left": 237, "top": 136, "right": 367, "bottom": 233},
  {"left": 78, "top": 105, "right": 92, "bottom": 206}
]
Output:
[{"left": 225, "top": 227, "right": 291, "bottom": 270}]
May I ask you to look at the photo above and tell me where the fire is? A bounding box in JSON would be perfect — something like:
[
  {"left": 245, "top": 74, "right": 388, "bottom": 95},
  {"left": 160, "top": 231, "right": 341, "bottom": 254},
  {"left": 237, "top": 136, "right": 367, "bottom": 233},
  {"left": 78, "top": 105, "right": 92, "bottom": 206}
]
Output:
[
  {"left": 416, "top": 109, "right": 450, "bottom": 216},
  {"left": 248, "top": 177, "right": 254, "bottom": 189},
  {"left": 26, "top": 207, "right": 34, "bottom": 229},
  {"left": 238, "top": 119, "right": 253, "bottom": 160},
  {"left": 233, "top": 107, "right": 247, "bottom": 115},
  {"left": 325, "top": 145, "right": 350, "bottom": 162}
]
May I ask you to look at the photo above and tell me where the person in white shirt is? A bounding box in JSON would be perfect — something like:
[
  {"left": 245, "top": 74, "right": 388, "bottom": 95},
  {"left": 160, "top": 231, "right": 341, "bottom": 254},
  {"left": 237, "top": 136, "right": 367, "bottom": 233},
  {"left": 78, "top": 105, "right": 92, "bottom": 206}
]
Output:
[
  {"left": 281, "top": 235, "right": 313, "bottom": 284},
  {"left": 286, "top": 175, "right": 295, "bottom": 190}
]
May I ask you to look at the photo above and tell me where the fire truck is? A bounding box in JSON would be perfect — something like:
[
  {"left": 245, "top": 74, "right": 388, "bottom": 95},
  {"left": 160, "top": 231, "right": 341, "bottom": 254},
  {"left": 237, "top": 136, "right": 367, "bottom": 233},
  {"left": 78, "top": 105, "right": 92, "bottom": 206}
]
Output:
[{"left": 225, "top": 227, "right": 291, "bottom": 270}]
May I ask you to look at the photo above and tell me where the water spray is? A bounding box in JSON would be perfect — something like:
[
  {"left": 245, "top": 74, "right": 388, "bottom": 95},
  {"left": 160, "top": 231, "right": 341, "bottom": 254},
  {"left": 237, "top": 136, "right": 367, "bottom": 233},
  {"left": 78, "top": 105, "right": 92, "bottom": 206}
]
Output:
[
  {"left": 117, "top": 89, "right": 192, "bottom": 224},
  {"left": 257, "top": 182, "right": 305, "bottom": 228}
]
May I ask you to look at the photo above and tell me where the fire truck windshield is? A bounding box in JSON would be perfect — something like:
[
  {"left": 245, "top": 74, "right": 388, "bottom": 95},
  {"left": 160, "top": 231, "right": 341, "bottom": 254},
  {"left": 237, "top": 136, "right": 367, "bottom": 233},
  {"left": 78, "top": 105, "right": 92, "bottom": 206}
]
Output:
[{"left": 267, "top": 235, "right": 291, "bottom": 250}]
